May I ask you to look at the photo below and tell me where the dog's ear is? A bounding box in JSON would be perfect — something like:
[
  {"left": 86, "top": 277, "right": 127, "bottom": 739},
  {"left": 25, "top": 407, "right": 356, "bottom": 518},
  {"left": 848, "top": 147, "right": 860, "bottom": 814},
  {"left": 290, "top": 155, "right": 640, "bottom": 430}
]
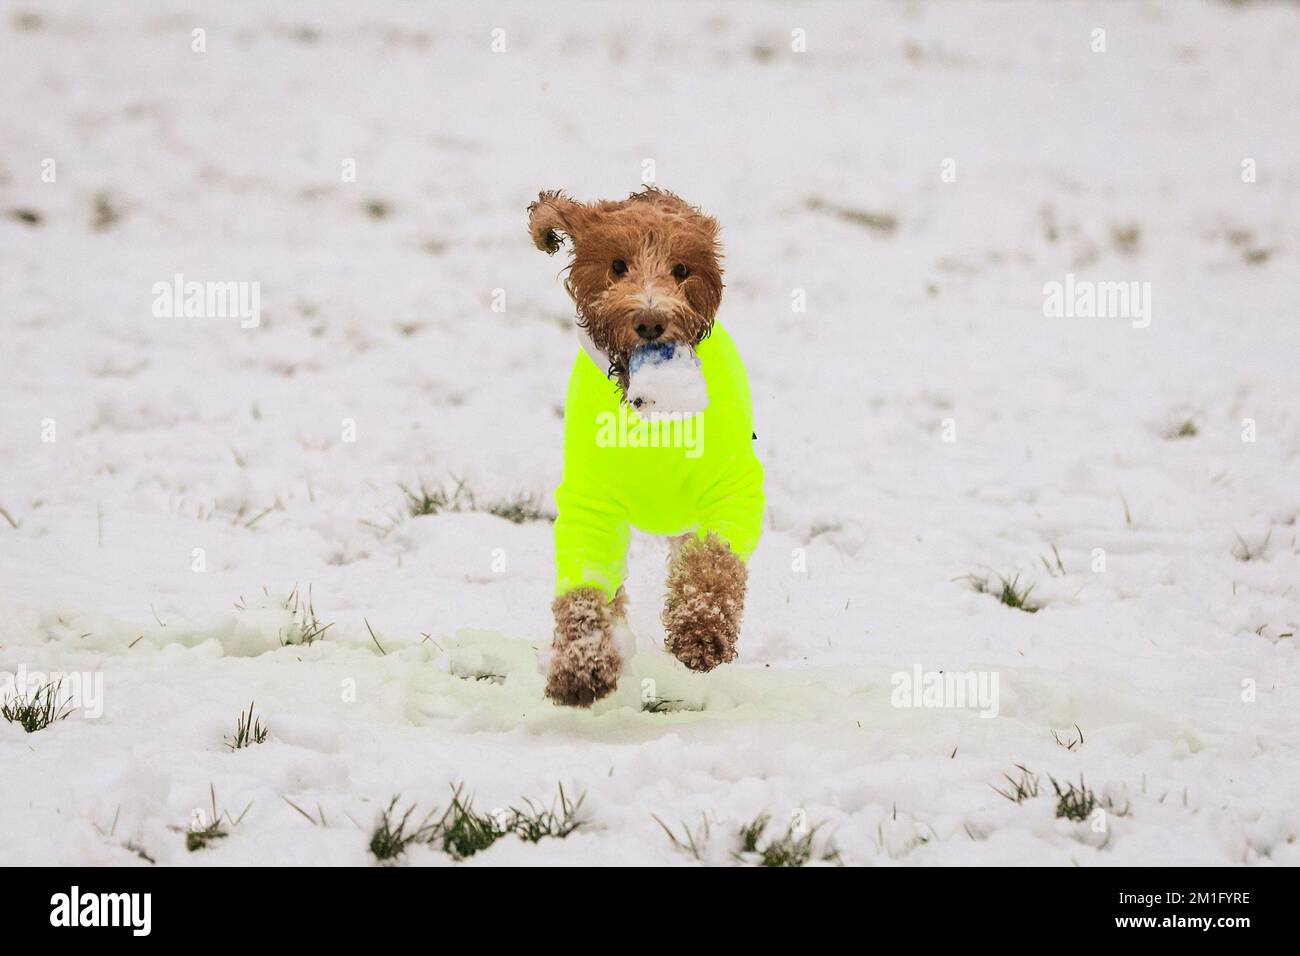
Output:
[{"left": 527, "top": 190, "right": 585, "bottom": 255}]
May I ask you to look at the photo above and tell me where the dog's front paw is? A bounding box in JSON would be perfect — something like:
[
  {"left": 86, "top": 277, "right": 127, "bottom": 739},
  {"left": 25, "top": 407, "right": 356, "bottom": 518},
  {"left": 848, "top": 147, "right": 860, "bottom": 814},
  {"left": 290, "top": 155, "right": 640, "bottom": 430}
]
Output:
[
  {"left": 662, "top": 534, "right": 747, "bottom": 672},
  {"left": 546, "top": 587, "right": 625, "bottom": 707}
]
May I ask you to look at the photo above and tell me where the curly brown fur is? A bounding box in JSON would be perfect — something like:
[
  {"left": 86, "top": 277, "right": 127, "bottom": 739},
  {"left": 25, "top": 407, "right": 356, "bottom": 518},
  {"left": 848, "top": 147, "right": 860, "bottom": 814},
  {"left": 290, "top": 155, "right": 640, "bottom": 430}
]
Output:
[
  {"left": 662, "top": 534, "right": 747, "bottom": 672},
  {"left": 546, "top": 586, "right": 627, "bottom": 707},
  {"left": 527, "top": 187, "right": 723, "bottom": 393}
]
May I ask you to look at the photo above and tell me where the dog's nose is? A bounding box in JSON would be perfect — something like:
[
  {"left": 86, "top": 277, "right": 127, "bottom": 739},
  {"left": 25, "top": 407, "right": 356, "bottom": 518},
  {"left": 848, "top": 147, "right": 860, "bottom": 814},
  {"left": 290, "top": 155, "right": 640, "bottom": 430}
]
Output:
[{"left": 635, "top": 323, "right": 664, "bottom": 340}]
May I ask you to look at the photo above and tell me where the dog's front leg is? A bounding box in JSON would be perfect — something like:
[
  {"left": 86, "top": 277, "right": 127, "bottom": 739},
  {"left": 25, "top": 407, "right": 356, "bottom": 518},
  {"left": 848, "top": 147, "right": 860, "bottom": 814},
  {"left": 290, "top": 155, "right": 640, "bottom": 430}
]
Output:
[
  {"left": 546, "top": 490, "right": 631, "bottom": 706},
  {"left": 546, "top": 586, "right": 628, "bottom": 707},
  {"left": 662, "top": 533, "right": 748, "bottom": 672}
]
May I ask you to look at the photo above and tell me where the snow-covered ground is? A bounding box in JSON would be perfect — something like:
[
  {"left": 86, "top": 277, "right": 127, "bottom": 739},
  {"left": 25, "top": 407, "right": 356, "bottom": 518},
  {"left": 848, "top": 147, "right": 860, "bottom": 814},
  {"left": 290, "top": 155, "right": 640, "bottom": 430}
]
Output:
[{"left": 2, "top": 0, "right": 1298, "bottom": 866}]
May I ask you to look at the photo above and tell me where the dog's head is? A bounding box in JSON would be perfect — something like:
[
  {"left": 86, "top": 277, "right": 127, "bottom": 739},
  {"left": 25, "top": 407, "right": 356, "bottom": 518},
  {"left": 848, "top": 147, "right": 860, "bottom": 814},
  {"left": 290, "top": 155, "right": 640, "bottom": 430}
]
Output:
[{"left": 528, "top": 188, "right": 723, "bottom": 381}]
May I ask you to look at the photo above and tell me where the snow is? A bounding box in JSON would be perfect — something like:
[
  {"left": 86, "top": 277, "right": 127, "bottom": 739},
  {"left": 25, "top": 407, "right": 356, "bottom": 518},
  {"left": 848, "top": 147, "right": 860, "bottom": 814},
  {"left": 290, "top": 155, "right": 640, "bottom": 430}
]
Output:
[
  {"left": 1, "top": 0, "right": 1299, "bottom": 866},
  {"left": 626, "top": 341, "right": 709, "bottom": 417}
]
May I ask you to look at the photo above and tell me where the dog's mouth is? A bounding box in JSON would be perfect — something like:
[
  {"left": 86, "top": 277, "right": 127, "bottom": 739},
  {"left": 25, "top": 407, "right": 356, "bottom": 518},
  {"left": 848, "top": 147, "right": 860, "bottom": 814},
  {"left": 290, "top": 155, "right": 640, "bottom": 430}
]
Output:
[
  {"left": 578, "top": 306, "right": 712, "bottom": 397},
  {"left": 607, "top": 335, "right": 707, "bottom": 399}
]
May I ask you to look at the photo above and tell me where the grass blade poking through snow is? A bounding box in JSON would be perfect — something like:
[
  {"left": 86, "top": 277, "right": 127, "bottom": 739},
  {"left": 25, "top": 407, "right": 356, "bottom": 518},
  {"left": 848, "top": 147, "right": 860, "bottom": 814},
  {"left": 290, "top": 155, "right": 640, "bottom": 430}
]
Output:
[
  {"left": 368, "top": 784, "right": 589, "bottom": 863},
  {"left": 732, "top": 813, "right": 841, "bottom": 867},
  {"left": 368, "top": 797, "right": 437, "bottom": 862},
  {"left": 182, "top": 784, "right": 252, "bottom": 852},
  {"left": 656, "top": 811, "right": 839, "bottom": 866},
  {"left": 400, "top": 477, "right": 474, "bottom": 517},
  {"left": 960, "top": 570, "right": 1040, "bottom": 613},
  {"left": 283, "top": 583, "right": 332, "bottom": 645},
  {"left": 652, "top": 813, "right": 710, "bottom": 862},
  {"left": 224, "top": 701, "right": 268, "bottom": 750},
  {"left": 1, "top": 678, "right": 73, "bottom": 733},
  {"left": 507, "top": 784, "right": 586, "bottom": 843},
  {"left": 431, "top": 784, "right": 507, "bottom": 860},
  {"left": 1049, "top": 774, "right": 1129, "bottom": 822},
  {"left": 1232, "top": 529, "right": 1271, "bottom": 562},
  {"left": 484, "top": 491, "right": 555, "bottom": 525},
  {"left": 992, "top": 764, "right": 1041, "bottom": 804},
  {"left": 642, "top": 696, "right": 698, "bottom": 714},
  {"left": 1053, "top": 724, "right": 1085, "bottom": 751},
  {"left": 399, "top": 478, "right": 554, "bottom": 524},
  {"left": 736, "top": 813, "right": 771, "bottom": 854},
  {"left": 1049, "top": 774, "right": 1098, "bottom": 821}
]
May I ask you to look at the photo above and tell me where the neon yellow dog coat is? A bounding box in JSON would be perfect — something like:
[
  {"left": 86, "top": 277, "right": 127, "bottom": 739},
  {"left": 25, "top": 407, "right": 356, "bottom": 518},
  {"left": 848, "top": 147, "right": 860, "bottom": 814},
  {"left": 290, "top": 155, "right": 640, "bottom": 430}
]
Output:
[{"left": 554, "top": 323, "right": 765, "bottom": 598}]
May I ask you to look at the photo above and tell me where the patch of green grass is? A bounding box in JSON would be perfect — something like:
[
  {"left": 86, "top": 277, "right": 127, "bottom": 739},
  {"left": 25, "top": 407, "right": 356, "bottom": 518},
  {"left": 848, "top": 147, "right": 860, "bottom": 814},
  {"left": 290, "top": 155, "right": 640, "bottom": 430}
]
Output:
[
  {"left": 186, "top": 820, "right": 227, "bottom": 852},
  {"left": 368, "top": 797, "right": 437, "bottom": 862},
  {"left": 2, "top": 678, "right": 73, "bottom": 733},
  {"left": 641, "top": 696, "right": 699, "bottom": 714},
  {"left": 995, "top": 768, "right": 1128, "bottom": 824},
  {"left": 992, "top": 764, "right": 1041, "bottom": 804},
  {"left": 183, "top": 784, "right": 251, "bottom": 852},
  {"left": 400, "top": 478, "right": 474, "bottom": 517},
  {"left": 506, "top": 784, "right": 586, "bottom": 843},
  {"left": 736, "top": 813, "right": 771, "bottom": 854},
  {"left": 992, "top": 573, "right": 1038, "bottom": 612},
  {"left": 283, "top": 584, "right": 333, "bottom": 645},
  {"left": 431, "top": 785, "right": 506, "bottom": 860},
  {"left": 961, "top": 571, "right": 1039, "bottom": 613},
  {"left": 657, "top": 811, "right": 841, "bottom": 866},
  {"left": 805, "top": 196, "right": 898, "bottom": 235},
  {"left": 400, "top": 479, "right": 554, "bottom": 524},
  {"left": 224, "top": 701, "right": 268, "bottom": 751},
  {"left": 485, "top": 491, "right": 556, "bottom": 525},
  {"left": 370, "top": 783, "right": 588, "bottom": 863},
  {"left": 732, "top": 814, "right": 841, "bottom": 867},
  {"left": 1049, "top": 774, "right": 1099, "bottom": 822},
  {"left": 1166, "top": 419, "right": 1198, "bottom": 439}
]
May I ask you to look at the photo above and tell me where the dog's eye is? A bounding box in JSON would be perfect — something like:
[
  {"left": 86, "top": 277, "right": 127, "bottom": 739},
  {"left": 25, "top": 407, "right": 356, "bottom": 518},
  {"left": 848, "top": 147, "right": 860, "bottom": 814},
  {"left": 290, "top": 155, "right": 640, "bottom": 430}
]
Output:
[
  {"left": 672, "top": 263, "right": 689, "bottom": 281},
  {"left": 611, "top": 260, "right": 628, "bottom": 276}
]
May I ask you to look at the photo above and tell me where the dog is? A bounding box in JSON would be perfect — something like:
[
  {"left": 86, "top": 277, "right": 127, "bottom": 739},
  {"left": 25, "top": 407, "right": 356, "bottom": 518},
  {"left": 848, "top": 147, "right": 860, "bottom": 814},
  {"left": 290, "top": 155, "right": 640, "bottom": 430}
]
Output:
[{"left": 528, "top": 187, "right": 765, "bottom": 707}]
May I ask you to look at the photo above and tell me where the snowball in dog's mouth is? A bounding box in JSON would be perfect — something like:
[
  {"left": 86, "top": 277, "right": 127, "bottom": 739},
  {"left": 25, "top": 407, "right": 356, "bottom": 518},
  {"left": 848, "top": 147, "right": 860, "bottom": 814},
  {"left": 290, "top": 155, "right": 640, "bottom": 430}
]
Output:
[{"left": 626, "top": 341, "right": 709, "bottom": 418}]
